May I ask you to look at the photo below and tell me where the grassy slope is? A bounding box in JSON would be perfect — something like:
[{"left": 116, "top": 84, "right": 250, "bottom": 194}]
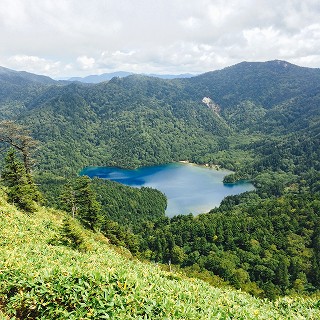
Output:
[{"left": 0, "top": 193, "right": 319, "bottom": 319}]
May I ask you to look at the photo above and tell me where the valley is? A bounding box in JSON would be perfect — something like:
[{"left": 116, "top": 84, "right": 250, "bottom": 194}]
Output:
[
  {"left": 80, "top": 163, "right": 255, "bottom": 216},
  {"left": 0, "top": 60, "right": 319, "bottom": 315}
]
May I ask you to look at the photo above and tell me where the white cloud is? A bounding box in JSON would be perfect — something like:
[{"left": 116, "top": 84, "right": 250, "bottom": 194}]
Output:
[
  {"left": 77, "top": 56, "right": 96, "bottom": 70},
  {"left": 7, "top": 55, "right": 62, "bottom": 76},
  {"left": 0, "top": 0, "right": 320, "bottom": 77}
]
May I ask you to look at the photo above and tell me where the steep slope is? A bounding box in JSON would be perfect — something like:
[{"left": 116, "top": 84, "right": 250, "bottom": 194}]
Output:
[
  {"left": 183, "top": 60, "right": 320, "bottom": 134},
  {"left": 19, "top": 76, "right": 230, "bottom": 174},
  {"left": 0, "top": 66, "right": 60, "bottom": 120},
  {"left": 1, "top": 60, "right": 319, "bottom": 176},
  {"left": 179, "top": 61, "right": 320, "bottom": 180},
  {"left": 185, "top": 60, "right": 320, "bottom": 108},
  {"left": 0, "top": 191, "right": 319, "bottom": 319},
  {"left": 0, "top": 66, "right": 56, "bottom": 86}
]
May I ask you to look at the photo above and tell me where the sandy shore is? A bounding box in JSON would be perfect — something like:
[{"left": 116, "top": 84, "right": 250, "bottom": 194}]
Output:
[{"left": 179, "top": 160, "right": 221, "bottom": 170}]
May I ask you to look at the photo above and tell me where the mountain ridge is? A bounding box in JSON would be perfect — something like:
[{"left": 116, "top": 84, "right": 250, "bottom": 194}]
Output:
[
  {"left": 0, "top": 66, "right": 57, "bottom": 85},
  {"left": 0, "top": 59, "right": 318, "bottom": 173},
  {"left": 0, "top": 59, "right": 320, "bottom": 303},
  {"left": 2, "top": 59, "right": 319, "bottom": 85},
  {"left": 68, "top": 71, "right": 196, "bottom": 83}
]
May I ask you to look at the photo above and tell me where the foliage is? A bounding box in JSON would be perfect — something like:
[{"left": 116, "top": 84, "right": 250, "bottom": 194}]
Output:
[
  {"left": 1, "top": 196, "right": 320, "bottom": 319},
  {"left": 0, "top": 120, "right": 39, "bottom": 173},
  {"left": 91, "top": 178, "right": 167, "bottom": 232},
  {"left": 60, "top": 176, "right": 102, "bottom": 230},
  {"left": 1, "top": 148, "right": 40, "bottom": 212},
  {"left": 137, "top": 191, "right": 320, "bottom": 298},
  {"left": 59, "top": 216, "right": 93, "bottom": 252},
  {"left": 38, "top": 175, "right": 166, "bottom": 252},
  {"left": 1, "top": 60, "right": 320, "bottom": 304}
]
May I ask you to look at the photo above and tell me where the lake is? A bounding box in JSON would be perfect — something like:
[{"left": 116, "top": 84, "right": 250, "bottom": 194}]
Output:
[{"left": 80, "top": 163, "right": 255, "bottom": 217}]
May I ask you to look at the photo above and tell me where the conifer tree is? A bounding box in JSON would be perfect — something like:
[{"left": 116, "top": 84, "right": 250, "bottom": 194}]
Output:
[
  {"left": 311, "top": 224, "right": 320, "bottom": 286},
  {"left": 0, "top": 120, "right": 38, "bottom": 174},
  {"left": 75, "top": 176, "right": 102, "bottom": 230},
  {"left": 61, "top": 176, "right": 102, "bottom": 230},
  {"left": 1, "top": 148, "right": 40, "bottom": 212}
]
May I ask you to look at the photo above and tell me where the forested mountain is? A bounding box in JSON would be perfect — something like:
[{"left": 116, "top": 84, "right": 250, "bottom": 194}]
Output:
[
  {"left": 183, "top": 60, "right": 320, "bottom": 134},
  {"left": 1, "top": 60, "right": 320, "bottom": 300},
  {"left": 0, "top": 66, "right": 60, "bottom": 120},
  {"left": 17, "top": 75, "right": 230, "bottom": 173},
  {"left": 0, "top": 60, "right": 316, "bottom": 175},
  {"left": 0, "top": 66, "right": 56, "bottom": 86},
  {"left": 186, "top": 60, "right": 320, "bottom": 107}
]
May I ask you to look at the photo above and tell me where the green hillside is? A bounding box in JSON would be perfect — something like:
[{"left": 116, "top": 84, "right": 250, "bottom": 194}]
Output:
[
  {"left": 20, "top": 77, "right": 230, "bottom": 174},
  {"left": 0, "top": 61, "right": 320, "bottom": 312},
  {"left": 0, "top": 66, "right": 58, "bottom": 120},
  {"left": 7, "top": 60, "right": 316, "bottom": 177},
  {"left": 0, "top": 61, "right": 317, "bottom": 177},
  {"left": 0, "top": 191, "right": 319, "bottom": 319}
]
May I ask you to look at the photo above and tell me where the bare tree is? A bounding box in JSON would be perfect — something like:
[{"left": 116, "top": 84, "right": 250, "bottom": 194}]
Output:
[{"left": 0, "top": 120, "right": 38, "bottom": 173}]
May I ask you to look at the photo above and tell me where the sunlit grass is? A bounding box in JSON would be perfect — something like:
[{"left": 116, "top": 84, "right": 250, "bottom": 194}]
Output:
[{"left": 0, "top": 191, "right": 319, "bottom": 319}]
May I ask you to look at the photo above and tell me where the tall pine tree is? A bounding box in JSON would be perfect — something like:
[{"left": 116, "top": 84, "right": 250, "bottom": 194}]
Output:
[
  {"left": 61, "top": 176, "right": 102, "bottom": 230},
  {"left": 1, "top": 148, "right": 40, "bottom": 212}
]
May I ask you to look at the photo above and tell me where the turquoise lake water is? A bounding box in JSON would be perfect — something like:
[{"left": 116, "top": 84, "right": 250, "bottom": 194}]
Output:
[{"left": 80, "top": 163, "right": 255, "bottom": 217}]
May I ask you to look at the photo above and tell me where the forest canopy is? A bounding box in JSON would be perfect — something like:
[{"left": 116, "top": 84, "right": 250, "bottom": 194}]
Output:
[{"left": 0, "top": 60, "right": 319, "bottom": 298}]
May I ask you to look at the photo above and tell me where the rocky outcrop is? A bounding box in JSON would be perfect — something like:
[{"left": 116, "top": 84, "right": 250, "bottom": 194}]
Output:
[{"left": 202, "top": 97, "right": 221, "bottom": 116}]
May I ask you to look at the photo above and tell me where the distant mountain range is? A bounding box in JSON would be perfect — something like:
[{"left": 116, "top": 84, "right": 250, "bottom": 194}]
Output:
[
  {"left": 68, "top": 71, "right": 196, "bottom": 83},
  {"left": 0, "top": 66, "right": 196, "bottom": 86}
]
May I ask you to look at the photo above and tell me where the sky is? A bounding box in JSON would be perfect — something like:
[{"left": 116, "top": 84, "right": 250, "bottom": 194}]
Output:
[{"left": 0, "top": 0, "right": 320, "bottom": 79}]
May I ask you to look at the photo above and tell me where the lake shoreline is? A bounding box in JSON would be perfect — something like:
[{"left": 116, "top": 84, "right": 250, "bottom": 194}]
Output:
[
  {"left": 81, "top": 163, "right": 255, "bottom": 217},
  {"left": 178, "top": 160, "right": 222, "bottom": 171},
  {"left": 81, "top": 160, "right": 225, "bottom": 174}
]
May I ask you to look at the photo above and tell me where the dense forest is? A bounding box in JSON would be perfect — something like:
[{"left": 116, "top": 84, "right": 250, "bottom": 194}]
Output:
[
  {"left": 2, "top": 191, "right": 319, "bottom": 319},
  {"left": 0, "top": 60, "right": 319, "bottom": 299}
]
